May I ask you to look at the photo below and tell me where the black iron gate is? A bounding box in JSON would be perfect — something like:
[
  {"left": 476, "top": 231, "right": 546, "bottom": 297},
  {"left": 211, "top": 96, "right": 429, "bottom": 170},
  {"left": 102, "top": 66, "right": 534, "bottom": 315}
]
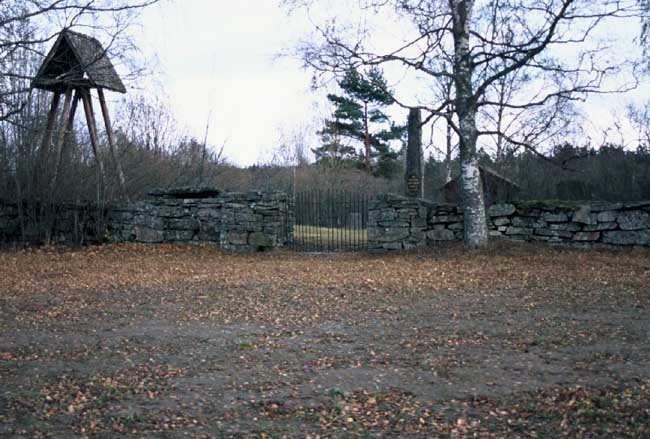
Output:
[{"left": 289, "top": 190, "right": 368, "bottom": 252}]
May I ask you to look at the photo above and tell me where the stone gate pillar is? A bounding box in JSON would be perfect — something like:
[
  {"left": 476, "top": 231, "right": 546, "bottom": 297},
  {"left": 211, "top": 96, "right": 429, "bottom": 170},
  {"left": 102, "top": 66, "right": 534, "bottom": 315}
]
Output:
[{"left": 404, "top": 108, "right": 423, "bottom": 198}]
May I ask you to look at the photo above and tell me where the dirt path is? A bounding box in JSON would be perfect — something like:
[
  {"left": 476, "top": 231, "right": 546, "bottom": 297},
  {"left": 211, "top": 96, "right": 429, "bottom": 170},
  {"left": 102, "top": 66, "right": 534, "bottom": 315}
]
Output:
[{"left": 1, "top": 242, "right": 649, "bottom": 437}]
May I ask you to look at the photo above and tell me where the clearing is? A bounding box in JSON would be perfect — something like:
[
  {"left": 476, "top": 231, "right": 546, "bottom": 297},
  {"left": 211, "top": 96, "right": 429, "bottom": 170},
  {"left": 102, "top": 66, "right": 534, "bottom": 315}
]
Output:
[{"left": 0, "top": 242, "right": 649, "bottom": 437}]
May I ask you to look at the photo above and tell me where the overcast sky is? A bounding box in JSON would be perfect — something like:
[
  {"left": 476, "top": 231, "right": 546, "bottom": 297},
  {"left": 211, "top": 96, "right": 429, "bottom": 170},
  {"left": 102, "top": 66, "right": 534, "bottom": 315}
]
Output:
[
  {"left": 132, "top": 0, "right": 321, "bottom": 166},
  {"left": 130, "top": 0, "right": 647, "bottom": 166}
]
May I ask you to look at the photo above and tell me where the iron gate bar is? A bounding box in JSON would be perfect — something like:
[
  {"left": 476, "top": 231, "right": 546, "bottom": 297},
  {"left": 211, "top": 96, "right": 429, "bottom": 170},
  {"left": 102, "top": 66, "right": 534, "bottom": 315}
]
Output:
[{"left": 289, "top": 189, "right": 368, "bottom": 252}]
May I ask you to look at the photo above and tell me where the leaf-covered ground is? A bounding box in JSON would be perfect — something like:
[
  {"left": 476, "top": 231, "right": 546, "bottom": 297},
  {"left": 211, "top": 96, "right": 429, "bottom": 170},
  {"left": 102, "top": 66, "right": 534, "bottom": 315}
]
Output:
[{"left": 1, "top": 241, "right": 649, "bottom": 437}]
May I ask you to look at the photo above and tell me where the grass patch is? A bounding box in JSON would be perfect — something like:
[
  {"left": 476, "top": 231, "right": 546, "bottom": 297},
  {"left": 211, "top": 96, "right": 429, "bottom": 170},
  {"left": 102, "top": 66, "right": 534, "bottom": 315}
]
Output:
[{"left": 293, "top": 225, "right": 367, "bottom": 245}]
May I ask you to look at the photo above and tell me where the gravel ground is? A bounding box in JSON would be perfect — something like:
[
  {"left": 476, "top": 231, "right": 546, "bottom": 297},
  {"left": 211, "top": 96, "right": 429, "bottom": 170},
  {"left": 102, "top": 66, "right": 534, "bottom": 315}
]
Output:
[{"left": 1, "top": 241, "right": 649, "bottom": 437}]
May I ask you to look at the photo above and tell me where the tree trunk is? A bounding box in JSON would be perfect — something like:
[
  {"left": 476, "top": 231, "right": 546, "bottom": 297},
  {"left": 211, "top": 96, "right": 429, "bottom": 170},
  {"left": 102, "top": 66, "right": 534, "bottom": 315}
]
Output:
[
  {"left": 445, "top": 116, "right": 453, "bottom": 183},
  {"left": 451, "top": 0, "right": 488, "bottom": 248}
]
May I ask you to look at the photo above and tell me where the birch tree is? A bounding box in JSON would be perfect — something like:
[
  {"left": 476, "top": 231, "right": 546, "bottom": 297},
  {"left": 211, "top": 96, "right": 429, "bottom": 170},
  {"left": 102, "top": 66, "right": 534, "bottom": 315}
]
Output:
[{"left": 286, "top": 0, "right": 642, "bottom": 248}]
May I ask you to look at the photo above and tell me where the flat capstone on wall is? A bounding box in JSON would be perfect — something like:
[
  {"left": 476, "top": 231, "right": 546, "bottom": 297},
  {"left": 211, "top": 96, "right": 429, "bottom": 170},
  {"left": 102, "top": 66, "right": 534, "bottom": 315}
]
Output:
[{"left": 368, "top": 193, "right": 650, "bottom": 251}]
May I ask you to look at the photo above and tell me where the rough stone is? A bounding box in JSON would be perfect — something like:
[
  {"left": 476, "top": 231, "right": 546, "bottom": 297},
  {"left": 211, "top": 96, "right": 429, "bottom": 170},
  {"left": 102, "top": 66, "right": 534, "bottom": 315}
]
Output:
[
  {"left": 572, "top": 207, "right": 598, "bottom": 225},
  {"left": 223, "top": 232, "right": 248, "bottom": 245},
  {"left": 572, "top": 231, "right": 600, "bottom": 242},
  {"left": 135, "top": 227, "right": 164, "bottom": 243},
  {"left": 493, "top": 217, "right": 510, "bottom": 226},
  {"left": 602, "top": 230, "right": 650, "bottom": 245},
  {"left": 375, "top": 228, "right": 410, "bottom": 242},
  {"left": 426, "top": 229, "right": 455, "bottom": 241},
  {"left": 597, "top": 211, "right": 618, "bottom": 222},
  {"left": 534, "top": 229, "right": 573, "bottom": 239},
  {"left": 512, "top": 216, "right": 546, "bottom": 229},
  {"left": 382, "top": 242, "right": 404, "bottom": 251},
  {"left": 448, "top": 222, "right": 464, "bottom": 230},
  {"left": 505, "top": 227, "right": 533, "bottom": 235},
  {"left": 617, "top": 210, "right": 650, "bottom": 231},
  {"left": 583, "top": 222, "right": 618, "bottom": 232},
  {"left": 549, "top": 222, "right": 582, "bottom": 232},
  {"left": 542, "top": 212, "right": 569, "bottom": 222},
  {"left": 167, "top": 218, "right": 199, "bottom": 230},
  {"left": 488, "top": 203, "right": 515, "bottom": 217},
  {"left": 249, "top": 232, "right": 273, "bottom": 248},
  {"left": 428, "top": 214, "right": 463, "bottom": 224},
  {"left": 164, "top": 230, "right": 195, "bottom": 241}
]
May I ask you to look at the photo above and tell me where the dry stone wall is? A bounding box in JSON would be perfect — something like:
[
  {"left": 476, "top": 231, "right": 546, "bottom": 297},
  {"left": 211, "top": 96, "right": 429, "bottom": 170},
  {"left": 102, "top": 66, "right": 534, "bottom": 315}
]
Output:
[
  {"left": 0, "top": 190, "right": 291, "bottom": 252},
  {"left": 108, "top": 191, "right": 290, "bottom": 251},
  {"left": 368, "top": 193, "right": 650, "bottom": 250}
]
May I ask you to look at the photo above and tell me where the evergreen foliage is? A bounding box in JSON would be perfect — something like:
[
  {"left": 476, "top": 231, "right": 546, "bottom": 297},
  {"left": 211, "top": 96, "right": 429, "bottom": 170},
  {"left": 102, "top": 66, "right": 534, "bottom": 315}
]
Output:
[{"left": 313, "top": 68, "right": 405, "bottom": 178}]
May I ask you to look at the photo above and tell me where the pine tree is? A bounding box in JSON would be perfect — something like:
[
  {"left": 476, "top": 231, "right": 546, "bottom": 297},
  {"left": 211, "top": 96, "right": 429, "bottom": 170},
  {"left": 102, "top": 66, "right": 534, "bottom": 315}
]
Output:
[{"left": 314, "top": 67, "right": 405, "bottom": 177}]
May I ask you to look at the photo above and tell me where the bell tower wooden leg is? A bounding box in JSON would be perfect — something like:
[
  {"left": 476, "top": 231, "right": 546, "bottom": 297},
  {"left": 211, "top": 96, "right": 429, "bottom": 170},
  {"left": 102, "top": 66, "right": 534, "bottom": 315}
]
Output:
[
  {"left": 37, "top": 90, "right": 62, "bottom": 191},
  {"left": 49, "top": 87, "right": 74, "bottom": 198},
  {"left": 80, "top": 88, "right": 105, "bottom": 200},
  {"left": 97, "top": 88, "right": 129, "bottom": 202}
]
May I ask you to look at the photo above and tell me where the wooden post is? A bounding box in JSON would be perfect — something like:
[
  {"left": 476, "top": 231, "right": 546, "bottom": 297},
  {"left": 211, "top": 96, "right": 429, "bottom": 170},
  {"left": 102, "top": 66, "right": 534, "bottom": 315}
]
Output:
[
  {"left": 49, "top": 87, "right": 74, "bottom": 194},
  {"left": 36, "top": 90, "right": 62, "bottom": 190},
  {"left": 97, "top": 88, "right": 129, "bottom": 202},
  {"left": 404, "top": 108, "right": 423, "bottom": 198},
  {"left": 81, "top": 88, "right": 105, "bottom": 199}
]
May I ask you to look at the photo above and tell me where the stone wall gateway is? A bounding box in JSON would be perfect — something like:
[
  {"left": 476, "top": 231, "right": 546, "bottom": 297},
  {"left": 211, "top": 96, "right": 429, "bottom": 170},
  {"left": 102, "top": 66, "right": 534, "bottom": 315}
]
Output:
[{"left": 368, "top": 194, "right": 650, "bottom": 250}]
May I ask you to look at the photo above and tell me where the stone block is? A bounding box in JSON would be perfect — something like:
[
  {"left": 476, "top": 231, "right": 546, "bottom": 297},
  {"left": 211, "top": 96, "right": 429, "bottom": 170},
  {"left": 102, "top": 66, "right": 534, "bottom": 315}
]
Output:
[
  {"left": 448, "top": 222, "right": 464, "bottom": 230},
  {"left": 488, "top": 203, "right": 515, "bottom": 217},
  {"left": 597, "top": 210, "right": 618, "bottom": 222},
  {"left": 196, "top": 230, "right": 217, "bottom": 242},
  {"left": 197, "top": 208, "right": 221, "bottom": 219},
  {"left": 493, "top": 217, "right": 510, "bottom": 226},
  {"left": 542, "top": 212, "right": 569, "bottom": 222},
  {"left": 572, "top": 231, "right": 600, "bottom": 242},
  {"left": 428, "top": 214, "right": 463, "bottom": 224},
  {"left": 534, "top": 228, "right": 572, "bottom": 239},
  {"left": 164, "top": 230, "right": 195, "bottom": 241},
  {"left": 370, "top": 209, "right": 396, "bottom": 222},
  {"left": 156, "top": 206, "right": 190, "bottom": 218},
  {"left": 505, "top": 226, "right": 533, "bottom": 235},
  {"left": 249, "top": 232, "right": 274, "bottom": 248},
  {"left": 223, "top": 232, "right": 248, "bottom": 245},
  {"left": 167, "top": 218, "right": 199, "bottom": 230},
  {"left": 382, "top": 242, "right": 404, "bottom": 251},
  {"left": 397, "top": 208, "right": 418, "bottom": 220},
  {"left": 378, "top": 221, "right": 410, "bottom": 228},
  {"left": 583, "top": 222, "right": 618, "bottom": 232},
  {"left": 512, "top": 216, "right": 546, "bottom": 228},
  {"left": 617, "top": 210, "right": 650, "bottom": 231},
  {"left": 572, "top": 207, "right": 598, "bottom": 225},
  {"left": 426, "top": 229, "right": 455, "bottom": 241},
  {"left": 549, "top": 222, "right": 582, "bottom": 232},
  {"left": 603, "top": 230, "right": 650, "bottom": 245},
  {"left": 375, "top": 228, "right": 410, "bottom": 242},
  {"left": 135, "top": 227, "right": 164, "bottom": 243}
]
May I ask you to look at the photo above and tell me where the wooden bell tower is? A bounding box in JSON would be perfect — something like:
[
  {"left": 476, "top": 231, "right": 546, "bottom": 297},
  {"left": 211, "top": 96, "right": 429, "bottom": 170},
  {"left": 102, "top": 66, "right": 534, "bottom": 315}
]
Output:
[{"left": 32, "top": 29, "right": 129, "bottom": 201}]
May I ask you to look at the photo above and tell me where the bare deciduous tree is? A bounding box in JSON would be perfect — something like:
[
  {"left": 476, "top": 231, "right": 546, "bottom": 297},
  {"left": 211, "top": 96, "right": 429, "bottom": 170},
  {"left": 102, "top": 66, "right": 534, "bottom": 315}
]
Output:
[{"left": 285, "top": 0, "right": 642, "bottom": 248}]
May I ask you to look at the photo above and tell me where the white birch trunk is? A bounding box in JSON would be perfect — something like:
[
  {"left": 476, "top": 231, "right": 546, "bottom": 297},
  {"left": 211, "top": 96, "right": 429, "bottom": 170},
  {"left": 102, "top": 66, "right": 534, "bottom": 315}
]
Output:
[{"left": 451, "top": 0, "right": 489, "bottom": 248}]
